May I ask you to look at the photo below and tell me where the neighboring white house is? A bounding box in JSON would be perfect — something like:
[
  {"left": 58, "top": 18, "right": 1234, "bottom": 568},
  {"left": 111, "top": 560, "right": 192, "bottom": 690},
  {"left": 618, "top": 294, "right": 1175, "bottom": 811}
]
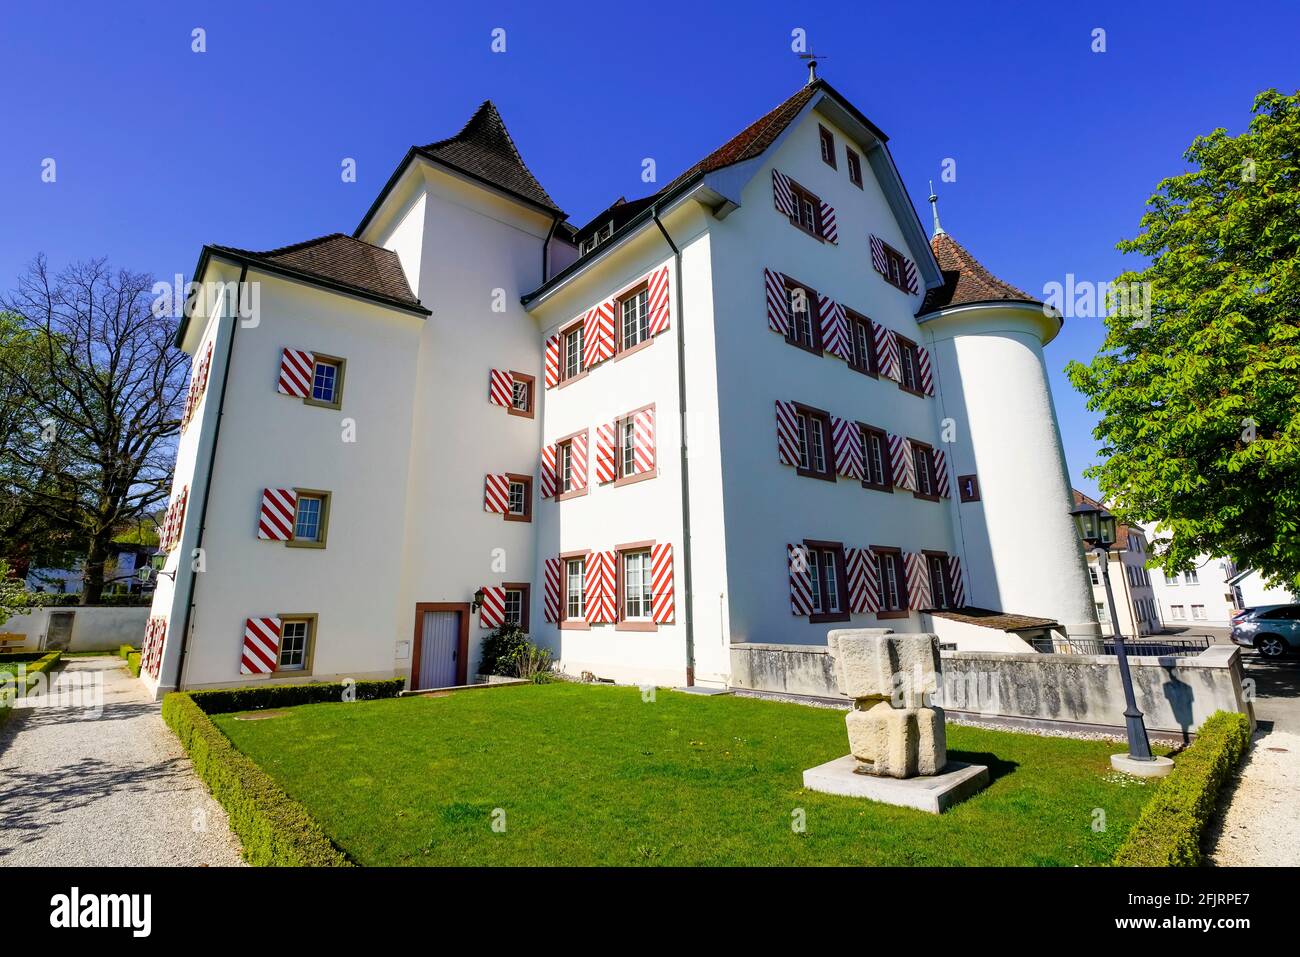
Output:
[
  {"left": 138, "top": 73, "right": 1099, "bottom": 698},
  {"left": 1230, "top": 567, "right": 1299, "bottom": 611},
  {"left": 1075, "top": 491, "right": 1161, "bottom": 637}
]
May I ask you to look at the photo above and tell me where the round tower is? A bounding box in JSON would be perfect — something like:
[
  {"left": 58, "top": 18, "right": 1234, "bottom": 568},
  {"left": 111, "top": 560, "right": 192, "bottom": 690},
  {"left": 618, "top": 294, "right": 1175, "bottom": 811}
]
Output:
[{"left": 918, "top": 199, "right": 1100, "bottom": 639}]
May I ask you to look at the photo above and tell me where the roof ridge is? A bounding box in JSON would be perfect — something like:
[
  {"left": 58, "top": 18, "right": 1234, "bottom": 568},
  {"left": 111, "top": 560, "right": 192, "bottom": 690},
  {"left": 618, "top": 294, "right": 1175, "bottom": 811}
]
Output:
[{"left": 212, "top": 232, "right": 349, "bottom": 259}]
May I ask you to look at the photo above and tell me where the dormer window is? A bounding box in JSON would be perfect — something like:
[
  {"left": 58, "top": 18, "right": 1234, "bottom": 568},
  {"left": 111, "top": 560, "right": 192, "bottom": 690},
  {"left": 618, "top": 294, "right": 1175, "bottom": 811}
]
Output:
[{"left": 580, "top": 221, "right": 615, "bottom": 256}]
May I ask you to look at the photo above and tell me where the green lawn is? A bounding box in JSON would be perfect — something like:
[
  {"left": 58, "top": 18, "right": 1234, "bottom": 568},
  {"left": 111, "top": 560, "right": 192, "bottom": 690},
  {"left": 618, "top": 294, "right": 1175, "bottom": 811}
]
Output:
[{"left": 212, "top": 682, "right": 1155, "bottom": 866}]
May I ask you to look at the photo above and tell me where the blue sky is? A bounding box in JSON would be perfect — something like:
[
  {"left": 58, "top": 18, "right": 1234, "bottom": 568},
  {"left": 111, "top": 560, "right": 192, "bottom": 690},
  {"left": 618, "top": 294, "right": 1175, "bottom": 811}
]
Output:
[{"left": 2, "top": 1, "right": 1296, "bottom": 495}]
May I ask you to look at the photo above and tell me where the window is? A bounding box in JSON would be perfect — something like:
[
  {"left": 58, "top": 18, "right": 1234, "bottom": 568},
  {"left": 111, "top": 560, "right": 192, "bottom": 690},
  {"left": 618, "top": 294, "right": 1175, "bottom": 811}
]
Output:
[
  {"left": 580, "top": 221, "right": 614, "bottom": 256},
  {"left": 1166, "top": 571, "right": 1179, "bottom": 586},
  {"left": 788, "top": 182, "right": 823, "bottom": 238},
  {"left": 879, "top": 243, "right": 911, "bottom": 293},
  {"left": 621, "top": 417, "right": 636, "bottom": 478},
  {"left": 503, "top": 583, "right": 530, "bottom": 630},
  {"left": 277, "top": 617, "right": 313, "bottom": 672},
  {"left": 1184, "top": 570, "right": 1199, "bottom": 584},
  {"left": 565, "top": 557, "right": 586, "bottom": 621},
  {"left": 620, "top": 286, "right": 649, "bottom": 351},
  {"left": 305, "top": 355, "right": 346, "bottom": 409},
  {"left": 874, "top": 550, "right": 906, "bottom": 616},
  {"left": 846, "top": 147, "right": 863, "bottom": 188},
  {"left": 505, "top": 474, "right": 531, "bottom": 523},
  {"left": 562, "top": 323, "right": 585, "bottom": 381},
  {"left": 794, "top": 405, "right": 834, "bottom": 481},
  {"left": 912, "top": 443, "right": 936, "bottom": 499},
  {"left": 559, "top": 441, "right": 574, "bottom": 493},
  {"left": 861, "top": 426, "right": 890, "bottom": 491},
  {"left": 805, "top": 542, "right": 848, "bottom": 622},
  {"left": 622, "top": 550, "right": 653, "bottom": 620},
  {"left": 1089, "top": 565, "right": 1100, "bottom": 585},
  {"left": 509, "top": 372, "right": 534, "bottom": 418},
  {"left": 1191, "top": 604, "right": 1206, "bottom": 620},
  {"left": 288, "top": 491, "right": 330, "bottom": 548},
  {"left": 1171, "top": 604, "right": 1185, "bottom": 619},
  {"left": 846, "top": 311, "right": 876, "bottom": 375},
  {"left": 928, "top": 554, "right": 951, "bottom": 609},
  {"left": 818, "top": 125, "right": 836, "bottom": 168},
  {"left": 1096, "top": 602, "right": 1110, "bottom": 624},
  {"left": 897, "top": 337, "right": 922, "bottom": 393},
  {"left": 785, "top": 281, "right": 818, "bottom": 352},
  {"left": 615, "top": 411, "right": 656, "bottom": 483}
]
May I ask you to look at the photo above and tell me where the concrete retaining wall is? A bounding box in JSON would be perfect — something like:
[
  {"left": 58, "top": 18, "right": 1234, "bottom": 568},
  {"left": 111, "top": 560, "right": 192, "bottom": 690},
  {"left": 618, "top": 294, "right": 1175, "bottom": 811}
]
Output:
[
  {"left": 0, "top": 606, "right": 148, "bottom": 652},
  {"left": 729, "top": 641, "right": 1253, "bottom": 737}
]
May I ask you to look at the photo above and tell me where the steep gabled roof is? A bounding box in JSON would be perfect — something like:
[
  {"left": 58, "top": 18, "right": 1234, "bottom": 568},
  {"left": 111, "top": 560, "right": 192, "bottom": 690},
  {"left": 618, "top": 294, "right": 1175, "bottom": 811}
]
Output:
[
  {"left": 416, "top": 100, "right": 562, "bottom": 214},
  {"left": 209, "top": 233, "right": 426, "bottom": 313},
  {"left": 919, "top": 231, "right": 1039, "bottom": 314}
]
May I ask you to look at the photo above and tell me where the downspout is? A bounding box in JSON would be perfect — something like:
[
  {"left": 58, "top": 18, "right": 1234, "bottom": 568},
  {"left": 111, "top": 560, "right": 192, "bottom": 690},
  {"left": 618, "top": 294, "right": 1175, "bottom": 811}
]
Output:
[
  {"left": 542, "top": 214, "right": 560, "bottom": 283},
  {"left": 173, "top": 264, "right": 245, "bottom": 689},
  {"left": 652, "top": 204, "right": 696, "bottom": 685}
]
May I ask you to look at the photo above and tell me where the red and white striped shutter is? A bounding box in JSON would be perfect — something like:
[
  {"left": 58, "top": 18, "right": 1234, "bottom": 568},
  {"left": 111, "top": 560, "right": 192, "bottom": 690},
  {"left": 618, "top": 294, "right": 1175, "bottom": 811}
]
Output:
[
  {"left": 571, "top": 431, "right": 588, "bottom": 490},
  {"left": 198, "top": 342, "right": 213, "bottom": 401},
  {"left": 846, "top": 547, "right": 881, "bottom": 614},
  {"left": 241, "top": 617, "right": 282, "bottom": 674},
  {"left": 159, "top": 498, "right": 173, "bottom": 552},
  {"left": 544, "top": 334, "right": 561, "bottom": 388},
  {"left": 772, "top": 169, "right": 796, "bottom": 217},
  {"left": 879, "top": 327, "right": 902, "bottom": 381},
  {"left": 172, "top": 487, "right": 189, "bottom": 551},
  {"left": 765, "top": 269, "right": 790, "bottom": 335},
  {"left": 595, "top": 422, "right": 617, "bottom": 484},
  {"left": 831, "top": 416, "right": 864, "bottom": 480},
  {"left": 903, "top": 256, "right": 919, "bottom": 295},
  {"left": 647, "top": 266, "right": 671, "bottom": 336},
  {"left": 869, "top": 235, "right": 889, "bottom": 277},
  {"left": 917, "top": 346, "right": 935, "bottom": 395},
  {"left": 582, "top": 308, "right": 602, "bottom": 368},
  {"left": 483, "top": 474, "right": 509, "bottom": 513},
  {"left": 788, "top": 543, "right": 813, "bottom": 616},
  {"left": 948, "top": 556, "right": 967, "bottom": 608},
  {"left": 488, "top": 369, "right": 513, "bottom": 406},
  {"left": 539, "top": 444, "right": 557, "bottom": 498},
  {"left": 479, "top": 586, "right": 506, "bottom": 629},
  {"left": 933, "top": 448, "right": 951, "bottom": 498},
  {"left": 590, "top": 551, "right": 617, "bottom": 624},
  {"left": 888, "top": 435, "right": 916, "bottom": 491},
  {"left": 600, "top": 301, "right": 618, "bottom": 362},
  {"left": 817, "top": 295, "right": 848, "bottom": 360},
  {"left": 819, "top": 200, "right": 838, "bottom": 243},
  {"left": 257, "top": 488, "right": 297, "bottom": 540},
  {"left": 543, "top": 558, "right": 562, "bottom": 623},
  {"left": 633, "top": 408, "right": 656, "bottom": 474},
  {"left": 904, "top": 552, "right": 932, "bottom": 610},
  {"left": 775, "top": 400, "right": 800, "bottom": 466},
  {"left": 277, "top": 348, "right": 314, "bottom": 397},
  {"left": 651, "top": 543, "right": 675, "bottom": 624}
]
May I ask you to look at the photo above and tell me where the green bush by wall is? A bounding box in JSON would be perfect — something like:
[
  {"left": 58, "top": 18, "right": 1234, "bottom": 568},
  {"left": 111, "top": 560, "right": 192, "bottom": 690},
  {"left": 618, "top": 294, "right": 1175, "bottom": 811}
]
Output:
[
  {"left": 188, "top": 678, "right": 405, "bottom": 715},
  {"left": 1112, "top": 710, "right": 1252, "bottom": 866},
  {"left": 127, "top": 652, "right": 141, "bottom": 677},
  {"left": 161, "top": 693, "right": 353, "bottom": 866},
  {"left": 0, "top": 651, "right": 62, "bottom": 728},
  {"left": 119, "top": 644, "right": 134, "bottom": 660}
]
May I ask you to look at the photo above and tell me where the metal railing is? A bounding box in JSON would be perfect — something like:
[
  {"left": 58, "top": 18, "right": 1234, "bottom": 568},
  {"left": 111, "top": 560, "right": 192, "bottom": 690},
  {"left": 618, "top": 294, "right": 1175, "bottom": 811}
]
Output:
[{"left": 1028, "top": 635, "right": 1212, "bottom": 657}]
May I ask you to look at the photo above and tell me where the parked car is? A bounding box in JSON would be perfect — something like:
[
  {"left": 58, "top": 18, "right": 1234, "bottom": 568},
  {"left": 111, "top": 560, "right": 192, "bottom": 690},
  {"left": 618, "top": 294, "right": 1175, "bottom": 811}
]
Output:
[{"left": 1230, "top": 605, "right": 1300, "bottom": 658}]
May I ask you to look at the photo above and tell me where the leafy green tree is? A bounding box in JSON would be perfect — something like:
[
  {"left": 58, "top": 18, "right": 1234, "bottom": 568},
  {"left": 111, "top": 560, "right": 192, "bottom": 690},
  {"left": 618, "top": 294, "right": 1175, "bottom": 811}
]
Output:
[
  {"left": 1068, "top": 89, "right": 1300, "bottom": 588},
  {"left": 0, "top": 559, "right": 31, "bottom": 626}
]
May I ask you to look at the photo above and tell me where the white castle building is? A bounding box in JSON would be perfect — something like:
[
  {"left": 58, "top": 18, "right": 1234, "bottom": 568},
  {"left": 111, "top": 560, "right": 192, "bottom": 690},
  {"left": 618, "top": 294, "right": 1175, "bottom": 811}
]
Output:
[{"left": 139, "top": 74, "right": 1098, "bottom": 697}]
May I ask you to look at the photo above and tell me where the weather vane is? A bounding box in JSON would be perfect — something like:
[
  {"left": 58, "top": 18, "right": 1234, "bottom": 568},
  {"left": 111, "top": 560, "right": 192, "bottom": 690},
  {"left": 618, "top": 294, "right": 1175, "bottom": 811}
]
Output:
[{"left": 798, "top": 50, "right": 827, "bottom": 85}]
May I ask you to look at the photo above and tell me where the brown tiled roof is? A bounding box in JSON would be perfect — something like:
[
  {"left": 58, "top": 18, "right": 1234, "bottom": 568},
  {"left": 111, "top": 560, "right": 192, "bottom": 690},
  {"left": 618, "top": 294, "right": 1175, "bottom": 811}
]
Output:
[
  {"left": 417, "top": 100, "right": 561, "bottom": 214},
  {"left": 211, "top": 233, "right": 424, "bottom": 312},
  {"left": 929, "top": 607, "right": 1059, "bottom": 632},
  {"left": 656, "top": 82, "right": 821, "bottom": 197},
  {"left": 919, "top": 232, "right": 1039, "bottom": 314}
]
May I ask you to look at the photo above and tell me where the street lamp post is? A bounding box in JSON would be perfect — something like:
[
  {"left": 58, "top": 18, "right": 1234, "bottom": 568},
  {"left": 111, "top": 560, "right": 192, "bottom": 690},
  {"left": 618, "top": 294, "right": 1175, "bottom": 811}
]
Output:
[{"left": 1069, "top": 502, "right": 1159, "bottom": 766}]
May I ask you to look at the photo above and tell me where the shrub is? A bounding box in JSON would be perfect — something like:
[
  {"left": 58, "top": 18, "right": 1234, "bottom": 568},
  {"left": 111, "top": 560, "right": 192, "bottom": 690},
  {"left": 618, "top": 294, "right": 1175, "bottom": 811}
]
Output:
[
  {"left": 0, "top": 651, "right": 61, "bottom": 728},
  {"left": 119, "top": 644, "right": 134, "bottom": 659},
  {"left": 478, "top": 623, "right": 532, "bottom": 676},
  {"left": 500, "top": 640, "right": 553, "bottom": 682},
  {"left": 161, "top": 693, "right": 352, "bottom": 866},
  {"left": 127, "top": 652, "right": 141, "bottom": 677},
  {"left": 188, "top": 678, "right": 405, "bottom": 715},
  {"left": 1112, "top": 710, "right": 1252, "bottom": 866}
]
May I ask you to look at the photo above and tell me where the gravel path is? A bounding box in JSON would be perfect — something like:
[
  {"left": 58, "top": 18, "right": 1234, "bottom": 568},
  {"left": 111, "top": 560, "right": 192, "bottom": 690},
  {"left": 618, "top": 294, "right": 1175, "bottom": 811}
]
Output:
[
  {"left": 1205, "top": 728, "right": 1300, "bottom": 866},
  {"left": 0, "top": 656, "right": 245, "bottom": 866}
]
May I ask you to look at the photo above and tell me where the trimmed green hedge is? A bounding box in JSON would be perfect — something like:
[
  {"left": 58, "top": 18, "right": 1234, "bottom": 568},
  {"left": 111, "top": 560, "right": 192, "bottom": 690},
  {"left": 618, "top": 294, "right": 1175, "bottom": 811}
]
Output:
[
  {"left": 188, "top": 678, "right": 405, "bottom": 715},
  {"left": 1113, "top": 710, "right": 1252, "bottom": 866},
  {"left": 127, "top": 652, "right": 141, "bottom": 677},
  {"left": 0, "top": 651, "right": 62, "bottom": 728},
  {"left": 161, "top": 693, "right": 353, "bottom": 866},
  {"left": 118, "top": 644, "right": 134, "bottom": 660}
]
